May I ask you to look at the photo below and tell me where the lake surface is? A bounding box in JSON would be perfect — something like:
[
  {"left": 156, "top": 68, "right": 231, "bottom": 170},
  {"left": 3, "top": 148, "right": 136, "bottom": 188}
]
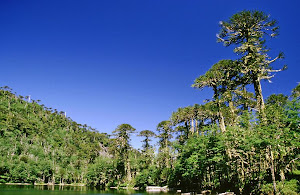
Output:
[{"left": 0, "top": 185, "right": 175, "bottom": 195}]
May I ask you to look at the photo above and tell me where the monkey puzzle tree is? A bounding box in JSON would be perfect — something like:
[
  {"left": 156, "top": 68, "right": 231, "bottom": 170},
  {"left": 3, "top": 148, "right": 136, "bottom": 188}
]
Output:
[
  {"left": 112, "top": 124, "right": 136, "bottom": 182},
  {"left": 217, "top": 10, "right": 286, "bottom": 120},
  {"left": 193, "top": 60, "right": 240, "bottom": 132},
  {"left": 157, "top": 120, "right": 173, "bottom": 168},
  {"left": 138, "top": 130, "right": 156, "bottom": 152},
  {"left": 138, "top": 130, "right": 156, "bottom": 170},
  {"left": 171, "top": 104, "right": 208, "bottom": 139},
  {"left": 156, "top": 120, "right": 174, "bottom": 186}
]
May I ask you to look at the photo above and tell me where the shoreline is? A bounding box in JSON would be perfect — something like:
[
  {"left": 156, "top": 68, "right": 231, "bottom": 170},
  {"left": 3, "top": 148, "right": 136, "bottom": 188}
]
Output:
[
  {"left": 5, "top": 183, "right": 32, "bottom": 185},
  {"left": 35, "top": 183, "right": 86, "bottom": 187},
  {"left": 3, "top": 183, "right": 85, "bottom": 187}
]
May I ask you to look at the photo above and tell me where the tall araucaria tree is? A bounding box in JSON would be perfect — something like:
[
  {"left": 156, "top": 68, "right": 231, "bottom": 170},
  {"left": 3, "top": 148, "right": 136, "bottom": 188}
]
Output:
[
  {"left": 217, "top": 10, "right": 286, "bottom": 120},
  {"left": 157, "top": 120, "right": 173, "bottom": 168},
  {"left": 113, "top": 124, "right": 136, "bottom": 182},
  {"left": 138, "top": 130, "right": 156, "bottom": 169},
  {"left": 138, "top": 130, "right": 156, "bottom": 152},
  {"left": 192, "top": 60, "right": 239, "bottom": 132}
]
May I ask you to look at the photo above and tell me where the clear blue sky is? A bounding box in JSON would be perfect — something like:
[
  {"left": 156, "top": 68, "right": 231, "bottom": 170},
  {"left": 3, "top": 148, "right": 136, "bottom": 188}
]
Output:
[{"left": 1, "top": 0, "right": 299, "bottom": 148}]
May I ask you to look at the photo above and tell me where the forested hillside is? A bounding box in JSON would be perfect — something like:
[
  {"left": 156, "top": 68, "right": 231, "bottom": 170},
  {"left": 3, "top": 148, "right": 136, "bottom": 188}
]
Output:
[
  {"left": 0, "top": 86, "right": 111, "bottom": 185},
  {"left": 0, "top": 10, "right": 299, "bottom": 195}
]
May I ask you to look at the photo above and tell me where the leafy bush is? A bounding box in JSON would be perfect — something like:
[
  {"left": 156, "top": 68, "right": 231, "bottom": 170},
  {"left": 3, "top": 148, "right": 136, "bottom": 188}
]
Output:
[{"left": 261, "top": 180, "right": 299, "bottom": 195}]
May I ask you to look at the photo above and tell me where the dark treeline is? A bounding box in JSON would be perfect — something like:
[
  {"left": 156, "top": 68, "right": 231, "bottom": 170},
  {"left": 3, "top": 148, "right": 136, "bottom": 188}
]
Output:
[{"left": 0, "top": 10, "right": 299, "bottom": 195}]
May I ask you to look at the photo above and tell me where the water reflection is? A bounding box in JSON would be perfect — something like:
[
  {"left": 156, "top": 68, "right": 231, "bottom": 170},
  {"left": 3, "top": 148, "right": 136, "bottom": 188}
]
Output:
[
  {"left": 0, "top": 184, "right": 176, "bottom": 195},
  {"left": 33, "top": 184, "right": 89, "bottom": 191}
]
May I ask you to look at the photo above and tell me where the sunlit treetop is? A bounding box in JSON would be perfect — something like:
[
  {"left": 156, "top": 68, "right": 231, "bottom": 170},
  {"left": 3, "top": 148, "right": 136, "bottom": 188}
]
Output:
[{"left": 217, "top": 10, "right": 278, "bottom": 51}]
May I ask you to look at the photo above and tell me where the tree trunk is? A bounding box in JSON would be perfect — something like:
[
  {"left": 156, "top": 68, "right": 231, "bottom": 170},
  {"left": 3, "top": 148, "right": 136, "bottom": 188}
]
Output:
[
  {"left": 195, "top": 119, "right": 199, "bottom": 136},
  {"left": 280, "top": 169, "right": 285, "bottom": 182},
  {"left": 126, "top": 160, "right": 131, "bottom": 181},
  {"left": 228, "top": 100, "right": 236, "bottom": 126},
  {"left": 253, "top": 75, "right": 266, "bottom": 121},
  {"left": 52, "top": 175, "right": 55, "bottom": 184},
  {"left": 269, "top": 146, "right": 278, "bottom": 194},
  {"left": 191, "top": 119, "right": 194, "bottom": 135},
  {"left": 219, "top": 111, "right": 226, "bottom": 133},
  {"left": 213, "top": 86, "right": 226, "bottom": 132}
]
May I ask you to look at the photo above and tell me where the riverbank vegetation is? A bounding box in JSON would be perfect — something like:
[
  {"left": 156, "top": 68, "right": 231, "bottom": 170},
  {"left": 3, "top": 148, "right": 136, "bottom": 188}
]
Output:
[{"left": 0, "top": 10, "right": 299, "bottom": 194}]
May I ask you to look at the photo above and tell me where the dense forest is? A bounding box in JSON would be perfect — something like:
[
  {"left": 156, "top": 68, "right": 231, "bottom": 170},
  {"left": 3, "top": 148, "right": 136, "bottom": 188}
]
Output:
[{"left": 0, "top": 10, "right": 299, "bottom": 195}]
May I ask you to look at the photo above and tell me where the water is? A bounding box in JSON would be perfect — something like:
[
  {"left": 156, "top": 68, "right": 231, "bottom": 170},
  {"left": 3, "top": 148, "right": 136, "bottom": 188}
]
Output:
[{"left": 0, "top": 185, "right": 174, "bottom": 195}]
